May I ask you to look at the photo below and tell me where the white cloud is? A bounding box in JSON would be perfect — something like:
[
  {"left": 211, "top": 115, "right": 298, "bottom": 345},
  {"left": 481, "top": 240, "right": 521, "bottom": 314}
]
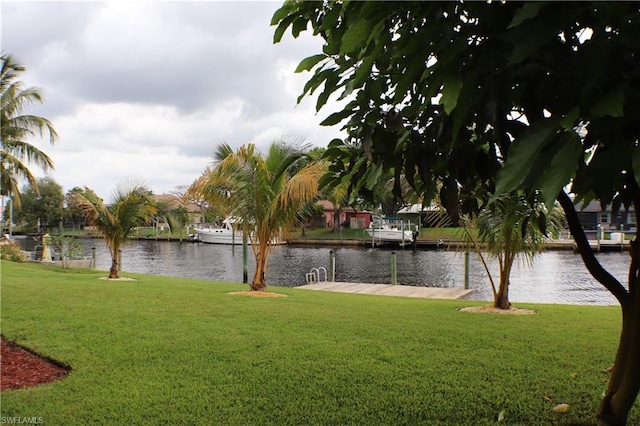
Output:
[{"left": 2, "top": 1, "right": 347, "bottom": 199}]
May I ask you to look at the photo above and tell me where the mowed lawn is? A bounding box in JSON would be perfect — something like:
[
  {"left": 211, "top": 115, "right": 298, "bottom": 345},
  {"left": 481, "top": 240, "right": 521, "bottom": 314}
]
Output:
[{"left": 1, "top": 261, "right": 638, "bottom": 425}]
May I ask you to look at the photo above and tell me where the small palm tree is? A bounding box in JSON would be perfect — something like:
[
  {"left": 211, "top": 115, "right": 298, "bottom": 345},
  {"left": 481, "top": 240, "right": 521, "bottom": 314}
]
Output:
[
  {"left": 197, "top": 140, "right": 323, "bottom": 291},
  {"left": 73, "top": 183, "right": 165, "bottom": 279},
  {"left": 1, "top": 54, "right": 57, "bottom": 207},
  {"left": 467, "top": 193, "right": 566, "bottom": 309}
]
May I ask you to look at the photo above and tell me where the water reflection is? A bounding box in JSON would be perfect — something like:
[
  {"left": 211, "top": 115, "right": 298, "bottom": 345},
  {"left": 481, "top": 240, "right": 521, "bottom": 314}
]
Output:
[{"left": 17, "top": 236, "right": 628, "bottom": 306}]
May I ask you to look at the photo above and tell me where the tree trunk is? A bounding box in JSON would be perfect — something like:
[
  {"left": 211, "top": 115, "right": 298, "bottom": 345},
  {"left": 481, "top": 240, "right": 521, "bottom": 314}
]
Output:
[
  {"left": 493, "top": 251, "right": 515, "bottom": 309},
  {"left": 494, "top": 282, "right": 511, "bottom": 309},
  {"left": 251, "top": 241, "right": 269, "bottom": 292},
  {"left": 597, "top": 299, "right": 640, "bottom": 425},
  {"left": 558, "top": 191, "right": 640, "bottom": 424},
  {"left": 597, "top": 240, "right": 640, "bottom": 425},
  {"left": 109, "top": 258, "right": 119, "bottom": 279},
  {"left": 494, "top": 261, "right": 512, "bottom": 309},
  {"left": 108, "top": 244, "right": 119, "bottom": 279}
]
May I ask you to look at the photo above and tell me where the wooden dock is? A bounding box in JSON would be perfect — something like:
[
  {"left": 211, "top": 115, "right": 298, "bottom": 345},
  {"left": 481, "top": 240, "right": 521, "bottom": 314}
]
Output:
[{"left": 296, "top": 282, "right": 474, "bottom": 300}]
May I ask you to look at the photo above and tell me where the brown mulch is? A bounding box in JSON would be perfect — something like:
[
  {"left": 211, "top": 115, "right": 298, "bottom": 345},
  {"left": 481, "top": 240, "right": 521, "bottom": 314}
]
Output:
[
  {"left": 1, "top": 336, "right": 70, "bottom": 391},
  {"left": 228, "top": 291, "right": 288, "bottom": 298},
  {"left": 458, "top": 305, "right": 538, "bottom": 315}
]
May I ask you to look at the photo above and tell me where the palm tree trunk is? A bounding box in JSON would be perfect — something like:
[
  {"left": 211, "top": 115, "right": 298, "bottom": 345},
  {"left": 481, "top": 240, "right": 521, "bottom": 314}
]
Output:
[
  {"left": 251, "top": 241, "right": 269, "bottom": 291},
  {"left": 109, "top": 243, "right": 119, "bottom": 279},
  {"left": 494, "top": 250, "right": 514, "bottom": 310},
  {"left": 495, "top": 280, "right": 510, "bottom": 309},
  {"left": 109, "top": 259, "right": 119, "bottom": 279},
  {"left": 495, "top": 263, "right": 511, "bottom": 309}
]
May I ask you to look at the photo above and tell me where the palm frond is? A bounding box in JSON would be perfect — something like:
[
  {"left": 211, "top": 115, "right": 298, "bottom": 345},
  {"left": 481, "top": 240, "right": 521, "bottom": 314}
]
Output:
[
  {"left": 1, "top": 53, "right": 57, "bottom": 203},
  {"left": 213, "top": 142, "right": 235, "bottom": 163},
  {"left": 196, "top": 138, "right": 323, "bottom": 288}
]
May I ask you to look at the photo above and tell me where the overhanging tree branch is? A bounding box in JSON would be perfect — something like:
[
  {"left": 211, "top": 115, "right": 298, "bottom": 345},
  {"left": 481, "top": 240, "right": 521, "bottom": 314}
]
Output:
[{"left": 558, "top": 190, "right": 629, "bottom": 306}]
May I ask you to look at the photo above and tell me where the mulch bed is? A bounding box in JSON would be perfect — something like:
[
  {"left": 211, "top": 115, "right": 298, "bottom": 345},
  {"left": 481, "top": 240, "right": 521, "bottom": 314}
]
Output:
[
  {"left": 1, "top": 335, "right": 70, "bottom": 391},
  {"left": 458, "top": 305, "right": 538, "bottom": 315},
  {"left": 228, "top": 291, "right": 288, "bottom": 298}
]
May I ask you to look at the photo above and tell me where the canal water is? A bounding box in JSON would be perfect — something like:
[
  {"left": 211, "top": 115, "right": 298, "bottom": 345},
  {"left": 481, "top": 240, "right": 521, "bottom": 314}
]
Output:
[{"left": 16, "top": 236, "right": 629, "bottom": 306}]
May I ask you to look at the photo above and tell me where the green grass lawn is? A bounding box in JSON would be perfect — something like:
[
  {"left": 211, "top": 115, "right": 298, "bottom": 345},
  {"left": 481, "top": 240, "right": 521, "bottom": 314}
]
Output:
[
  {"left": 1, "top": 261, "right": 638, "bottom": 425},
  {"left": 290, "top": 227, "right": 369, "bottom": 240}
]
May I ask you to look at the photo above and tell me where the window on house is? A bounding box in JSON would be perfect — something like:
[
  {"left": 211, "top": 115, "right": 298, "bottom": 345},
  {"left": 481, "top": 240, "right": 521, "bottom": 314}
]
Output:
[
  {"left": 628, "top": 213, "right": 637, "bottom": 225},
  {"left": 599, "top": 212, "right": 611, "bottom": 224}
]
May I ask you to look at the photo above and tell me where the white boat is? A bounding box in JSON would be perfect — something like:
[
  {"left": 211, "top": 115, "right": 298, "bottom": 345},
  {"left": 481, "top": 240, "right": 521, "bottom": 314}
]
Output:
[
  {"left": 194, "top": 219, "right": 284, "bottom": 245},
  {"left": 366, "top": 216, "right": 416, "bottom": 245}
]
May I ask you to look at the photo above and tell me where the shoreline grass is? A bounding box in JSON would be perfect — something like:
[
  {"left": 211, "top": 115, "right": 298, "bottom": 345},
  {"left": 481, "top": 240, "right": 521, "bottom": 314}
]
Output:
[
  {"left": 1, "top": 261, "right": 638, "bottom": 424},
  {"left": 289, "top": 227, "right": 464, "bottom": 242}
]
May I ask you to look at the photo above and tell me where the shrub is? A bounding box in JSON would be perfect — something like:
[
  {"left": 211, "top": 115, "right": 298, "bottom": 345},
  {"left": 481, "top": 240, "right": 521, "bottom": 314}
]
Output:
[
  {"left": 49, "top": 236, "right": 85, "bottom": 268},
  {"left": 1, "top": 243, "right": 25, "bottom": 262}
]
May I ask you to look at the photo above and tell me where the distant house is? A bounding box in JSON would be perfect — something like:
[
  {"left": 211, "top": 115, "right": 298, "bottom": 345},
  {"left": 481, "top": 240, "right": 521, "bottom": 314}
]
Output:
[
  {"left": 575, "top": 201, "right": 636, "bottom": 231},
  {"left": 311, "top": 200, "right": 337, "bottom": 228},
  {"left": 396, "top": 203, "right": 454, "bottom": 228},
  {"left": 311, "top": 200, "right": 371, "bottom": 229},
  {"left": 344, "top": 210, "right": 371, "bottom": 229}
]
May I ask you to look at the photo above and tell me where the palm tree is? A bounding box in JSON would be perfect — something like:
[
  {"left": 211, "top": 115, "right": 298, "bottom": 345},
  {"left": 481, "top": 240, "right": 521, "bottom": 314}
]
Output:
[
  {"left": 72, "top": 183, "right": 165, "bottom": 279},
  {"left": 1, "top": 54, "right": 57, "bottom": 207},
  {"left": 466, "top": 193, "right": 566, "bottom": 309},
  {"left": 198, "top": 140, "right": 323, "bottom": 291}
]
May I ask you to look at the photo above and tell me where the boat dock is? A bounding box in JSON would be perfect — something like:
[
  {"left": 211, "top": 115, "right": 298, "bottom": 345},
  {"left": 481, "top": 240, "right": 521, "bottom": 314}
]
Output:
[{"left": 296, "top": 282, "right": 474, "bottom": 300}]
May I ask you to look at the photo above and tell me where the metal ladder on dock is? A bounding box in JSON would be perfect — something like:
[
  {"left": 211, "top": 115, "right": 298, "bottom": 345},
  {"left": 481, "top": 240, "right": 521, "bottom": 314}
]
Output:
[{"left": 305, "top": 267, "right": 327, "bottom": 284}]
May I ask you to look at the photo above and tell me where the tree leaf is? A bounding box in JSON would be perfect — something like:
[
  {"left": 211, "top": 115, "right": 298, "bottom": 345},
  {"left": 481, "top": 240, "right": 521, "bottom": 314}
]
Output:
[
  {"left": 320, "top": 109, "right": 355, "bottom": 126},
  {"left": 537, "top": 131, "right": 582, "bottom": 209},
  {"left": 316, "top": 73, "right": 339, "bottom": 111},
  {"left": 520, "top": 216, "right": 529, "bottom": 239},
  {"left": 537, "top": 211, "right": 547, "bottom": 236},
  {"left": 559, "top": 106, "right": 580, "bottom": 130},
  {"left": 270, "top": 4, "right": 293, "bottom": 26},
  {"left": 494, "top": 119, "right": 559, "bottom": 197},
  {"left": 340, "top": 18, "right": 370, "bottom": 53},
  {"left": 632, "top": 147, "right": 640, "bottom": 188},
  {"left": 365, "top": 163, "right": 383, "bottom": 190},
  {"left": 292, "top": 17, "right": 309, "bottom": 38},
  {"left": 552, "top": 403, "right": 570, "bottom": 413},
  {"left": 297, "top": 69, "right": 332, "bottom": 104},
  {"left": 590, "top": 85, "right": 626, "bottom": 118},
  {"left": 295, "top": 54, "right": 327, "bottom": 73},
  {"left": 440, "top": 74, "right": 463, "bottom": 115},
  {"left": 273, "top": 14, "right": 296, "bottom": 43},
  {"left": 508, "top": 3, "right": 543, "bottom": 29}
]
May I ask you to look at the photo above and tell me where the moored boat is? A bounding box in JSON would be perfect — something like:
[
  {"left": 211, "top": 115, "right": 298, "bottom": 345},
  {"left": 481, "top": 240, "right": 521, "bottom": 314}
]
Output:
[
  {"left": 194, "top": 219, "right": 284, "bottom": 245},
  {"left": 366, "top": 216, "right": 417, "bottom": 246}
]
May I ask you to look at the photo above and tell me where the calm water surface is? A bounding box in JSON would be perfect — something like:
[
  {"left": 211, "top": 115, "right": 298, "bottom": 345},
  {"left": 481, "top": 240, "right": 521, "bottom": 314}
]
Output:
[{"left": 19, "top": 237, "right": 626, "bottom": 306}]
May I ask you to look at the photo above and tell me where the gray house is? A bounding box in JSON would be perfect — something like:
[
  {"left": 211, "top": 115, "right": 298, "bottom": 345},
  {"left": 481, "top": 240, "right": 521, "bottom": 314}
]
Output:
[{"left": 575, "top": 201, "right": 636, "bottom": 231}]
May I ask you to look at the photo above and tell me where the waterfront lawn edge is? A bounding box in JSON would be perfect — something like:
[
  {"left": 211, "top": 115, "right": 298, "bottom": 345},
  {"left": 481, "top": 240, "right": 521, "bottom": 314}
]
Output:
[{"left": 1, "top": 261, "right": 638, "bottom": 424}]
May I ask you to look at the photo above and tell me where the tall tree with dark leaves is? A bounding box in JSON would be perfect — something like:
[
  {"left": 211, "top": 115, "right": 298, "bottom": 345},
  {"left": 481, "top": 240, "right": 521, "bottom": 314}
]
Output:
[{"left": 274, "top": 2, "right": 640, "bottom": 423}]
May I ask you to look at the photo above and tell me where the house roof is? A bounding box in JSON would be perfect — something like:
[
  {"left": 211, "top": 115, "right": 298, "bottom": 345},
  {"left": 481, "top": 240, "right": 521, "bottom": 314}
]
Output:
[
  {"left": 575, "top": 200, "right": 635, "bottom": 213},
  {"left": 316, "top": 200, "right": 334, "bottom": 210},
  {"left": 397, "top": 203, "right": 440, "bottom": 214}
]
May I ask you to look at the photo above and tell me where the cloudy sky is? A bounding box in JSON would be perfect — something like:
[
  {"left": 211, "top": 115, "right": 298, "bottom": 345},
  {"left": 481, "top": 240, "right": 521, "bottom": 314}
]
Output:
[{"left": 1, "top": 1, "right": 344, "bottom": 201}]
